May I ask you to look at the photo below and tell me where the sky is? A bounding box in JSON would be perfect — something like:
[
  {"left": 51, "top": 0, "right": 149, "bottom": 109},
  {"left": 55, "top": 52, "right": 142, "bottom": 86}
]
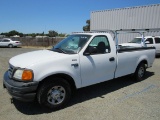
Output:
[{"left": 0, "top": 0, "right": 160, "bottom": 34}]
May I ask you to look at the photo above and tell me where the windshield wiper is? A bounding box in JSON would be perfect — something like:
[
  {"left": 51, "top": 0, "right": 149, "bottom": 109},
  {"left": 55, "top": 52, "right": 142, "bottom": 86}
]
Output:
[{"left": 54, "top": 48, "right": 66, "bottom": 54}]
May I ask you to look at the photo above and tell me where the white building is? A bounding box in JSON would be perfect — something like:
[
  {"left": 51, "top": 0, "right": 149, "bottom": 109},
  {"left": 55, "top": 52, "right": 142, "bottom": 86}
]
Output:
[{"left": 90, "top": 4, "right": 160, "bottom": 43}]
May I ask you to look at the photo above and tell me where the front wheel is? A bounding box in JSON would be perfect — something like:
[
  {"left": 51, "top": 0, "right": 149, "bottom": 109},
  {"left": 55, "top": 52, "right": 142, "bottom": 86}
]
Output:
[
  {"left": 8, "top": 44, "right": 13, "bottom": 48},
  {"left": 37, "top": 78, "right": 71, "bottom": 110},
  {"left": 133, "top": 63, "right": 146, "bottom": 81}
]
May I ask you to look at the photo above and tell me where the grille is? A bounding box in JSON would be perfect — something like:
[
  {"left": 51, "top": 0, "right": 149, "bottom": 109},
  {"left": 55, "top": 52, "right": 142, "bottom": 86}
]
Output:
[{"left": 8, "top": 64, "right": 14, "bottom": 78}]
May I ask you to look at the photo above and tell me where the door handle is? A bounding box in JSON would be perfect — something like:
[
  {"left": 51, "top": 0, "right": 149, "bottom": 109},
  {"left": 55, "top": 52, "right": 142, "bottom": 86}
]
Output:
[
  {"left": 109, "top": 57, "right": 115, "bottom": 61},
  {"left": 71, "top": 63, "right": 79, "bottom": 67}
]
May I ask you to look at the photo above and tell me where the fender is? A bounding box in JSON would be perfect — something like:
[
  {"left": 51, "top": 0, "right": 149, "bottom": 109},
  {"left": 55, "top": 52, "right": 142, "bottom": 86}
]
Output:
[
  {"left": 29, "top": 57, "right": 81, "bottom": 88},
  {"left": 136, "top": 55, "right": 148, "bottom": 69}
]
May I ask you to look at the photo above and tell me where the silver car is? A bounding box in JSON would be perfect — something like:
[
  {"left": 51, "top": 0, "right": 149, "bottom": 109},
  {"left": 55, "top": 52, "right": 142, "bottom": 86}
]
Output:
[{"left": 0, "top": 38, "right": 21, "bottom": 48}]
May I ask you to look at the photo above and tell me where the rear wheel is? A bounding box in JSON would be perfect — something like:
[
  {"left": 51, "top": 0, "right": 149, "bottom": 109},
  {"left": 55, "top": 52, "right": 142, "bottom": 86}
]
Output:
[
  {"left": 8, "top": 44, "right": 13, "bottom": 48},
  {"left": 37, "top": 78, "right": 71, "bottom": 110},
  {"left": 133, "top": 63, "right": 146, "bottom": 81}
]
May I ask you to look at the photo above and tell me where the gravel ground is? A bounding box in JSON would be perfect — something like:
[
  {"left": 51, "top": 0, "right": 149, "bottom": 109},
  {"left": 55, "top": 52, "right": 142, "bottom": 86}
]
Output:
[{"left": 0, "top": 48, "right": 160, "bottom": 120}]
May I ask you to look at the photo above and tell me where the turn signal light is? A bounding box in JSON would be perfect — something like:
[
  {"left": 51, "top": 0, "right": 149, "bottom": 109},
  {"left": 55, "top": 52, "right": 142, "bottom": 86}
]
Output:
[{"left": 22, "top": 70, "right": 33, "bottom": 81}]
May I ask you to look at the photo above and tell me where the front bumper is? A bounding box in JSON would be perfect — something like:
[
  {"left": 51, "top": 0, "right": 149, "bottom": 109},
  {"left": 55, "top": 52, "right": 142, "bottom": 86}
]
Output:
[{"left": 3, "top": 71, "right": 39, "bottom": 102}]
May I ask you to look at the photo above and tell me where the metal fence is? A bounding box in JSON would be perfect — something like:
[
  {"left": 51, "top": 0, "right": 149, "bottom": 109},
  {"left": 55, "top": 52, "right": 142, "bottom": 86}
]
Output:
[{"left": 11, "top": 37, "right": 65, "bottom": 47}]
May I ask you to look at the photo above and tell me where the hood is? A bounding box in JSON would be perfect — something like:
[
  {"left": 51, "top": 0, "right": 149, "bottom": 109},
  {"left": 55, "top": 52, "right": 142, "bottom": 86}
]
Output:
[
  {"left": 9, "top": 50, "right": 66, "bottom": 68},
  {"left": 119, "top": 43, "right": 142, "bottom": 47}
]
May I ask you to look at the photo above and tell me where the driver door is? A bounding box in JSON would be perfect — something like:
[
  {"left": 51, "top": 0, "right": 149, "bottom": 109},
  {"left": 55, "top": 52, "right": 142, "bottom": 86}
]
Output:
[{"left": 80, "top": 35, "right": 116, "bottom": 87}]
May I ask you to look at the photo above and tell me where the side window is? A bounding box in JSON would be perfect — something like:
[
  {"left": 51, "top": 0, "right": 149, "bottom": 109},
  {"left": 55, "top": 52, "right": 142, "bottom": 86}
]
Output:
[
  {"left": 145, "top": 38, "right": 153, "bottom": 44},
  {"left": 155, "top": 38, "right": 160, "bottom": 44},
  {"left": 87, "top": 35, "right": 110, "bottom": 54},
  {"left": 2, "top": 40, "right": 10, "bottom": 42}
]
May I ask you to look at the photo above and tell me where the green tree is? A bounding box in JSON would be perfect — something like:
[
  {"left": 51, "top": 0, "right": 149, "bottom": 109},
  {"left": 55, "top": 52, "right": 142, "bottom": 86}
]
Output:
[
  {"left": 8, "top": 30, "right": 19, "bottom": 36},
  {"left": 58, "top": 33, "right": 66, "bottom": 37},
  {"left": 18, "top": 32, "right": 23, "bottom": 37},
  {"left": 83, "top": 20, "right": 90, "bottom": 31},
  {"left": 27, "top": 33, "right": 36, "bottom": 37},
  {"left": 1, "top": 30, "right": 24, "bottom": 37},
  {"left": 1, "top": 32, "right": 9, "bottom": 36},
  {"left": 48, "top": 30, "right": 58, "bottom": 37}
]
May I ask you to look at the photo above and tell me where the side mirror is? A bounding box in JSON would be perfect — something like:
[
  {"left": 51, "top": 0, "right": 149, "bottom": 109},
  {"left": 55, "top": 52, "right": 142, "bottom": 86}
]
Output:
[
  {"left": 145, "top": 41, "right": 150, "bottom": 44},
  {"left": 84, "top": 46, "right": 97, "bottom": 55}
]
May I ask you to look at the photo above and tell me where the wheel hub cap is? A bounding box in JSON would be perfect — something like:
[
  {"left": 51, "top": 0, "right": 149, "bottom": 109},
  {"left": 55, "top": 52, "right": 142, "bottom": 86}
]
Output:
[
  {"left": 138, "top": 67, "right": 144, "bottom": 78},
  {"left": 51, "top": 90, "right": 61, "bottom": 99},
  {"left": 47, "top": 86, "right": 65, "bottom": 105}
]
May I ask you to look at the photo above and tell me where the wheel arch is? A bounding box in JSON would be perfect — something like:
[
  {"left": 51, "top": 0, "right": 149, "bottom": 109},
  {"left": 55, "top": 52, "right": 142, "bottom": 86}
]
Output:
[
  {"left": 8, "top": 44, "right": 13, "bottom": 48},
  {"left": 139, "top": 59, "right": 148, "bottom": 65},
  {"left": 136, "top": 59, "right": 148, "bottom": 71},
  {"left": 136, "top": 55, "right": 149, "bottom": 69},
  {"left": 38, "top": 73, "right": 77, "bottom": 92}
]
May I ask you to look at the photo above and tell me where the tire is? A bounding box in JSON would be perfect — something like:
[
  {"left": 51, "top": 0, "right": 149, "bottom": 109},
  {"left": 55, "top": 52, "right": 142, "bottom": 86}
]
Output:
[
  {"left": 133, "top": 63, "right": 146, "bottom": 81},
  {"left": 37, "top": 78, "right": 71, "bottom": 110},
  {"left": 8, "top": 44, "right": 13, "bottom": 48}
]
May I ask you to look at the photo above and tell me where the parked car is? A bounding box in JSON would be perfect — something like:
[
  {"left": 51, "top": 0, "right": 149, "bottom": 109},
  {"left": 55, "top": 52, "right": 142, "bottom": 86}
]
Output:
[
  {"left": 119, "top": 36, "right": 160, "bottom": 56},
  {"left": 0, "top": 38, "right": 21, "bottom": 48},
  {"left": 3, "top": 32, "right": 155, "bottom": 110}
]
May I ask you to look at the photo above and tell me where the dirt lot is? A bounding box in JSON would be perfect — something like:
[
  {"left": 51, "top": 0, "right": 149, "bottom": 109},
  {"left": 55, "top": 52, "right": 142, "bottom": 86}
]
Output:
[{"left": 0, "top": 48, "right": 160, "bottom": 120}]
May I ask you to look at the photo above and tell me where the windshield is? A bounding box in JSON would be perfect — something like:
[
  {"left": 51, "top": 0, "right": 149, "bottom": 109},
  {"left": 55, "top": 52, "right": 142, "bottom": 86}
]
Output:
[
  {"left": 129, "top": 38, "right": 142, "bottom": 43},
  {"left": 52, "top": 34, "right": 91, "bottom": 54}
]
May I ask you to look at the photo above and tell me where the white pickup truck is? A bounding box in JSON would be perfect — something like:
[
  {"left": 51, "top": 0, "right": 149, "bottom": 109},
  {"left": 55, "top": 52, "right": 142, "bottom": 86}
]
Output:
[
  {"left": 119, "top": 36, "right": 160, "bottom": 56},
  {"left": 3, "top": 32, "right": 155, "bottom": 110}
]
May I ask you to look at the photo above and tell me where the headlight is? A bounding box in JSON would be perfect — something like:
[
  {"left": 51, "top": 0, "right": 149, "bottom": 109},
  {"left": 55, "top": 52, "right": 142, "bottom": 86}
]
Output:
[{"left": 13, "top": 69, "right": 33, "bottom": 81}]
